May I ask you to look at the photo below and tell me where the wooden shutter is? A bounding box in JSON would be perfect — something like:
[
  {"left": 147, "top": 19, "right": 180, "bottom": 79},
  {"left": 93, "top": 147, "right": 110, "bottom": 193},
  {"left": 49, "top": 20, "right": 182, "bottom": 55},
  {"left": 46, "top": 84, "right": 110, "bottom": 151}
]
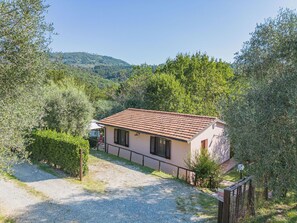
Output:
[
  {"left": 165, "top": 140, "right": 171, "bottom": 159},
  {"left": 114, "top": 129, "right": 118, "bottom": 143},
  {"left": 125, "top": 131, "right": 129, "bottom": 147},
  {"left": 150, "top": 136, "right": 156, "bottom": 154}
]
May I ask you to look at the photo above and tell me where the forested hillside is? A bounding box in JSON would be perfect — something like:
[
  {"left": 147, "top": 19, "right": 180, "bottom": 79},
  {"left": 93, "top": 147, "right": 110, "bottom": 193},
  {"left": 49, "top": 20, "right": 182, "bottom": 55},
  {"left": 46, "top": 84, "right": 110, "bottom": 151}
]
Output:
[
  {"left": 50, "top": 52, "right": 133, "bottom": 81},
  {"left": 50, "top": 52, "right": 130, "bottom": 67}
]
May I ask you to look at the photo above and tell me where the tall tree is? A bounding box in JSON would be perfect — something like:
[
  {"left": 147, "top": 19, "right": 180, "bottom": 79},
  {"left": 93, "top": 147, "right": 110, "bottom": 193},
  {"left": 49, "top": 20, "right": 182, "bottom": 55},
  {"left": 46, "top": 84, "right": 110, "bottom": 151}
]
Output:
[
  {"left": 143, "top": 73, "right": 191, "bottom": 113},
  {"left": 223, "top": 9, "right": 297, "bottom": 198},
  {"left": 235, "top": 8, "right": 297, "bottom": 81},
  {"left": 158, "top": 53, "right": 235, "bottom": 116},
  {"left": 0, "top": 0, "right": 52, "bottom": 171}
]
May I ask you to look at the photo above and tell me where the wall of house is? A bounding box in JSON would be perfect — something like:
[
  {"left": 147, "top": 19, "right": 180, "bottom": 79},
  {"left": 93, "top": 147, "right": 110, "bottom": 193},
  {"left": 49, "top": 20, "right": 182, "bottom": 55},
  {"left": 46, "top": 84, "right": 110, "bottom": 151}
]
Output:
[
  {"left": 190, "top": 122, "right": 230, "bottom": 164},
  {"left": 105, "top": 126, "right": 191, "bottom": 176}
]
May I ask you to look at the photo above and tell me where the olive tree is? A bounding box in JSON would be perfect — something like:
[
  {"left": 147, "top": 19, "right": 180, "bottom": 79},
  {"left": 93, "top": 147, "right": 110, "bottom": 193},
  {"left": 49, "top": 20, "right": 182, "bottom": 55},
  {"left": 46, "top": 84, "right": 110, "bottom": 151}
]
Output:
[
  {"left": 0, "top": 0, "right": 52, "bottom": 172},
  {"left": 235, "top": 8, "right": 297, "bottom": 81},
  {"left": 43, "top": 84, "right": 94, "bottom": 137}
]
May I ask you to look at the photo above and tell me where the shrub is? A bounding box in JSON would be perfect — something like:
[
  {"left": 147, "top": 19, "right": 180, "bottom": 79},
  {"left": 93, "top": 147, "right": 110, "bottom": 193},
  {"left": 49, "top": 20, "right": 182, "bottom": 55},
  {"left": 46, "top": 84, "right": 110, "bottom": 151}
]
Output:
[
  {"left": 28, "top": 130, "right": 89, "bottom": 176},
  {"left": 185, "top": 149, "right": 220, "bottom": 188},
  {"left": 43, "top": 84, "right": 94, "bottom": 137}
]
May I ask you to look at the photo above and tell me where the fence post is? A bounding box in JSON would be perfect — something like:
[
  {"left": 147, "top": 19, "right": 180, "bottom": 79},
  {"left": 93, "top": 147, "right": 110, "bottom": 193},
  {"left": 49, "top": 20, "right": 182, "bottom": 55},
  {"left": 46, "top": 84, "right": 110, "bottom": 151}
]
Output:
[
  {"left": 218, "top": 200, "right": 224, "bottom": 223},
  {"left": 248, "top": 180, "right": 255, "bottom": 216},
  {"left": 158, "top": 161, "right": 161, "bottom": 171},
  {"left": 142, "top": 155, "right": 144, "bottom": 166},
  {"left": 117, "top": 147, "right": 120, "bottom": 157},
  {"left": 79, "top": 149, "right": 83, "bottom": 181},
  {"left": 176, "top": 167, "right": 180, "bottom": 179},
  {"left": 222, "top": 189, "right": 230, "bottom": 223},
  {"left": 129, "top": 151, "right": 132, "bottom": 161}
]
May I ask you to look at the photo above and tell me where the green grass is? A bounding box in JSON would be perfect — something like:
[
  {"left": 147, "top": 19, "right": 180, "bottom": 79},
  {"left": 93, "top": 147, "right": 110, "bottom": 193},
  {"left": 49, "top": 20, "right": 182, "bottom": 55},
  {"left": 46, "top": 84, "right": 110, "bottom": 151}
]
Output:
[
  {"left": 221, "top": 168, "right": 241, "bottom": 182},
  {"left": 34, "top": 160, "right": 106, "bottom": 194},
  {"left": 1, "top": 172, "right": 49, "bottom": 200},
  {"left": 176, "top": 192, "right": 218, "bottom": 222},
  {"left": 242, "top": 192, "right": 297, "bottom": 223},
  {"left": 0, "top": 215, "right": 15, "bottom": 223},
  {"left": 90, "top": 149, "right": 175, "bottom": 180}
]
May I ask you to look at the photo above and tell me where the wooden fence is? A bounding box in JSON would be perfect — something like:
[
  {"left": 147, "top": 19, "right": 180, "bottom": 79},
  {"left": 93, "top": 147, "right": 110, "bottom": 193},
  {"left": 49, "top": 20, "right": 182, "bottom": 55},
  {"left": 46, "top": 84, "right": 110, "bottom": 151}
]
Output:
[
  {"left": 218, "top": 176, "right": 255, "bottom": 223},
  {"left": 101, "top": 143, "right": 196, "bottom": 184}
]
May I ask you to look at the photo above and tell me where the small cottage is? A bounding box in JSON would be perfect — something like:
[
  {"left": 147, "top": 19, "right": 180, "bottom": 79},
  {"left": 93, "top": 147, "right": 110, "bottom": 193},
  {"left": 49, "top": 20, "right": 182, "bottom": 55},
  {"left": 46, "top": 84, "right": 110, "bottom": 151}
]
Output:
[{"left": 99, "top": 108, "right": 230, "bottom": 176}]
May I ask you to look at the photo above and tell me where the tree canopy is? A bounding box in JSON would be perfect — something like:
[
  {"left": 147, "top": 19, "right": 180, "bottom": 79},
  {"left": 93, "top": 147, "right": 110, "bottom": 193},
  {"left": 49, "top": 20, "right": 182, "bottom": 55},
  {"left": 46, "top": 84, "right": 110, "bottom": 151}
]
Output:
[
  {"left": 223, "top": 8, "right": 297, "bottom": 198},
  {"left": 0, "top": 0, "right": 52, "bottom": 171},
  {"left": 235, "top": 8, "right": 297, "bottom": 81}
]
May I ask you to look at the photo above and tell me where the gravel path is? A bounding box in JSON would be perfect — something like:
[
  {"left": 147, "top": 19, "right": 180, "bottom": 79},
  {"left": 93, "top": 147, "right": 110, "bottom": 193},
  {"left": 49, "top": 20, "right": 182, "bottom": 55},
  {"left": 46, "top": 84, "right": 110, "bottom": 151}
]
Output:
[{"left": 0, "top": 151, "right": 216, "bottom": 223}]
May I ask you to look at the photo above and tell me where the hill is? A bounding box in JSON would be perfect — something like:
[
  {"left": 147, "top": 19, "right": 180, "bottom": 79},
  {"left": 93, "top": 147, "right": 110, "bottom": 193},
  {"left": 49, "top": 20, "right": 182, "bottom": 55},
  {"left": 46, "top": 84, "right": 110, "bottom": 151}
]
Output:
[
  {"left": 50, "top": 52, "right": 133, "bottom": 81},
  {"left": 50, "top": 52, "right": 130, "bottom": 67}
]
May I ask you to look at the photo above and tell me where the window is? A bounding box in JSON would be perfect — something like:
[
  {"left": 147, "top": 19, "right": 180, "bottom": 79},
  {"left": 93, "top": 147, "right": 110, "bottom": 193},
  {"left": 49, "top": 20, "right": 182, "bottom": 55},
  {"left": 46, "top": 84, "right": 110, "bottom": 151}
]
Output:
[
  {"left": 201, "top": 139, "right": 208, "bottom": 149},
  {"left": 150, "top": 136, "right": 171, "bottom": 159},
  {"left": 114, "top": 129, "right": 129, "bottom": 147}
]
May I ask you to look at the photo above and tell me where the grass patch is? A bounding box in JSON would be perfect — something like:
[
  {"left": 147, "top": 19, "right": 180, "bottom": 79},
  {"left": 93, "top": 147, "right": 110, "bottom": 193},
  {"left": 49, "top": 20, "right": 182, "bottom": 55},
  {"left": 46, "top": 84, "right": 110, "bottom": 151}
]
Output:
[
  {"left": 1, "top": 172, "right": 48, "bottom": 200},
  {"left": 90, "top": 149, "right": 174, "bottom": 180},
  {"left": 34, "top": 158, "right": 106, "bottom": 194},
  {"left": 221, "top": 168, "right": 241, "bottom": 182},
  {"left": 242, "top": 192, "right": 297, "bottom": 223},
  {"left": 0, "top": 215, "right": 15, "bottom": 223},
  {"left": 176, "top": 192, "right": 217, "bottom": 222}
]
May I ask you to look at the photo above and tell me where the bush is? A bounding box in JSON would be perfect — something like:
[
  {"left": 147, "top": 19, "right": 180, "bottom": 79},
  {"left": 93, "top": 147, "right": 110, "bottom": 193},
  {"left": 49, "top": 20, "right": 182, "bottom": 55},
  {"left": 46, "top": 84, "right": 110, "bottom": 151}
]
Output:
[
  {"left": 43, "top": 84, "right": 94, "bottom": 137},
  {"left": 186, "top": 149, "right": 221, "bottom": 188},
  {"left": 28, "top": 130, "right": 89, "bottom": 176}
]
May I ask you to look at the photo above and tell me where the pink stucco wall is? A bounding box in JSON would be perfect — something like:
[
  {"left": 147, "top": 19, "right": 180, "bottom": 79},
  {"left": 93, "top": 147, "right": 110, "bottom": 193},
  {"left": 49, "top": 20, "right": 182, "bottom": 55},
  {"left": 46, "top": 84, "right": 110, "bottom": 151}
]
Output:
[
  {"left": 105, "top": 126, "right": 191, "bottom": 176},
  {"left": 190, "top": 122, "right": 230, "bottom": 164},
  {"left": 104, "top": 122, "right": 230, "bottom": 177}
]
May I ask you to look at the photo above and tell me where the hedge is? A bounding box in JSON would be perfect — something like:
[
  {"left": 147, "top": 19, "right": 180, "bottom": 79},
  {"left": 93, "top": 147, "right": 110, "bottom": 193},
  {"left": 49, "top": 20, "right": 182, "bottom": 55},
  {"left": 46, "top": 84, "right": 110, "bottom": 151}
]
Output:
[{"left": 28, "top": 130, "right": 89, "bottom": 176}]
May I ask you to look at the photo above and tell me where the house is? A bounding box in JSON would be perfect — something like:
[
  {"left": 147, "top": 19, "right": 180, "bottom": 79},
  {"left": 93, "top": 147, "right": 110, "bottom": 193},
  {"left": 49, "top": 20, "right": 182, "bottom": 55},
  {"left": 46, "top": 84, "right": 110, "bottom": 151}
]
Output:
[{"left": 99, "top": 108, "right": 230, "bottom": 177}]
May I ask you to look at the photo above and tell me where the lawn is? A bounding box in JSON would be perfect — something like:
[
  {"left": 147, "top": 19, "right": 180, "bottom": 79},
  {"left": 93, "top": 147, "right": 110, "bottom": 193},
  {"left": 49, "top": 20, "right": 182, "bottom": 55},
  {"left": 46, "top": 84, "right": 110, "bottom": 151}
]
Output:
[
  {"left": 242, "top": 192, "right": 297, "bottom": 223},
  {"left": 0, "top": 215, "right": 15, "bottom": 223},
  {"left": 90, "top": 149, "right": 176, "bottom": 180},
  {"left": 34, "top": 158, "right": 106, "bottom": 194},
  {"left": 176, "top": 192, "right": 218, "bottom": 222},
  {"left": 220, "top": 168, "right": 297, "bottom": 222}
]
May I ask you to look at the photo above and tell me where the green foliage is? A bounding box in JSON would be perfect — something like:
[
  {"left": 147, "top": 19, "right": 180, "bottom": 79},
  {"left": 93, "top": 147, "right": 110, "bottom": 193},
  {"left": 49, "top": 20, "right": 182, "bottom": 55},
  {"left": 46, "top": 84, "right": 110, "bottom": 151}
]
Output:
[
  {"left": 0, "top": 0, "right": 52, "bottom": 170},
  {"left": 158, "top": 53, "right": 235, "bottom": 116},
  {"left": 223, "top": 9, "right": 297, "bottom": 199},
  {"left": 46, "top": 64, "right": 115, "bottom": 102},
  {"left": 235, "top": 8, "right": 297, "bottom": 81},
  {"left": 185, "top": 149, "right": 220, "bottom": 188},
  {"left": 93, "top": 64, "right": 133, "bottom": 81},
  {"left": 50, "top": 52, "right": 130, "bottom": 67},
  {"left": 144, "top": 73, "right": 191, "bottom": 113},
  {"left": 28, "top": 130, "right": 89, "bottom": 176},
  {"left": 43, "top": 84, "right": 94, "bottom": 137},
  {"left": 110, "top": 65, "right": 154, "bottom": 111},
  {"left": 50, "top": 52, "right": 134, "bottom": 81},
  {"left": 223, "top": 72, "right": 297, "bottom": 198}
]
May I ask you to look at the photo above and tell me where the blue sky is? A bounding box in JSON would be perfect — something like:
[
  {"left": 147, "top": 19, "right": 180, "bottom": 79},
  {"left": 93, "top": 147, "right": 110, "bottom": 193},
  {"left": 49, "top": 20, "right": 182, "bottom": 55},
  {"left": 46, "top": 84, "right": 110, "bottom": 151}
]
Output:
[{"left": 46, "top": 0, "right": 297, "bottom": 65}]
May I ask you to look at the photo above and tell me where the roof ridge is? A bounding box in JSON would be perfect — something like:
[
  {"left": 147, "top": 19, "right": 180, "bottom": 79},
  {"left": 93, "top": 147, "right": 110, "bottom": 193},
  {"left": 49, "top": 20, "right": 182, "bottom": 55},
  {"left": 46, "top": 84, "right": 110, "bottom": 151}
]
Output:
[{"left": 127, "top": 108, "right": 217, "bottom": 119}]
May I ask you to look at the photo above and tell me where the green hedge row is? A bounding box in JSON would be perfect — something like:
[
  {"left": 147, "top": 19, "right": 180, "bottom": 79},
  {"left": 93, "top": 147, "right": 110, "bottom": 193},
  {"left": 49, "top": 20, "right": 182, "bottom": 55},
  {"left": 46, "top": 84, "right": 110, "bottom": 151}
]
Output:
[{"left": 28, "top": 130, "right": 89, "bottom": 176}]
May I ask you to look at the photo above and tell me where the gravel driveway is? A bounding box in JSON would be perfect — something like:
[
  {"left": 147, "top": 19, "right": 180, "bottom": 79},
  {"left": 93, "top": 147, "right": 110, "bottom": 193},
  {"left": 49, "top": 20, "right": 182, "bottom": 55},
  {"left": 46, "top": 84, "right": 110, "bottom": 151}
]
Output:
[{"left": 0, "top": 151, "right": 217, "bottom": 223}]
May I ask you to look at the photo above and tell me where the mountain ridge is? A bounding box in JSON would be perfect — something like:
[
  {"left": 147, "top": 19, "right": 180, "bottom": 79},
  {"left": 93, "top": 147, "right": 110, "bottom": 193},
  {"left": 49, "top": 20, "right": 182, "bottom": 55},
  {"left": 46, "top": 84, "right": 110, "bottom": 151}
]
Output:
[{"left": 50, "top": 52, "right": 131, "bottom": 67}]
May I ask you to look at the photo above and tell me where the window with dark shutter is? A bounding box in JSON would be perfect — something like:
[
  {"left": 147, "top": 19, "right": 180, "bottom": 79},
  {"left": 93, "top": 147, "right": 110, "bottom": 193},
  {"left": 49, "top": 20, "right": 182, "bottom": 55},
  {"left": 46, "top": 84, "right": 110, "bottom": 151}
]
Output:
[
  {"left": 114, "top": 128, "right": 129, "bottom": 147},
  {"left": 150, "top": 136, "right": 171, "bottom": 159},
  {"left": 165, "top": 140, "right": 171, "bottom": 159},
  {"left": 150, "top": 136, "right": 156, "bottom": 154},
  {"left": 114, "top": 129, "right": 118, "bottom": 144},
  {"left": 125, "top": 131, "right": 129, "bottom": 147}
]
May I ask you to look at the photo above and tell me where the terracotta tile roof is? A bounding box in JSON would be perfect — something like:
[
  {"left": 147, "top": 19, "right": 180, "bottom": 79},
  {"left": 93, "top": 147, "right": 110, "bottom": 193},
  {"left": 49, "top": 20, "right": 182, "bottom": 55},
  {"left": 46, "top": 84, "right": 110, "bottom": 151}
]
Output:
[{"left": 99, "top": 108, "right": 224, "bottom": 142}]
